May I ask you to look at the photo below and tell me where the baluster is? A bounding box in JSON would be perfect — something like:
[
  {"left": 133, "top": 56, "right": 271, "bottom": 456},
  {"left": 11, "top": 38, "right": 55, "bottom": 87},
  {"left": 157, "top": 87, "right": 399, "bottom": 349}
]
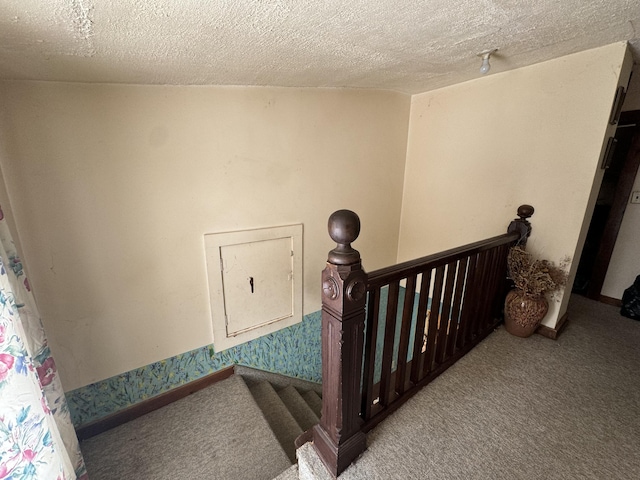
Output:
[
  {"left": 423, "top": 265, "right": 444, "bottom": 375},
  {"left": 395, "top": 274, "right": 417, "bottom": 395},
  {"left": 478, "top": 248, "right": 499, "bottom": 331},
  {"left": 379, "top": 280, "right": 400, "bottom": 407},
  {"left": 410, "top": 271, "right": 431, "bottom": 383},
  {"left": 487, "top": 245, "right": 507, "bottom": 326},
  {"left": 361, "top": 287, "right": 380, "bottom": 421},
  {"left": 457, "top": 253, "right": 478, "bottom": 350},
  {"left": 446, "top": 257, "right": 468, "bottom": 358},
  {"left": 493, "top": 244, "right": 511, "bottom": 316},
  {"left": 313, "top": 210, "right": 367, "bottom": 477},
  {"left": 435, "top": 262, "right": 457, "bottom": 364},
  {"left": 470, "top": 250, "right": 490, "bottom": 337}
]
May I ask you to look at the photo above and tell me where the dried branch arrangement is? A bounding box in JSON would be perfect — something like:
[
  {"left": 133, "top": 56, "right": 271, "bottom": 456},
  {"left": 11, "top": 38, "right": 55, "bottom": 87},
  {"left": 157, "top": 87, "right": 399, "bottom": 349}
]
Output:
[{"left": 507, "top": 246, "right": 569, "bottom": 298}]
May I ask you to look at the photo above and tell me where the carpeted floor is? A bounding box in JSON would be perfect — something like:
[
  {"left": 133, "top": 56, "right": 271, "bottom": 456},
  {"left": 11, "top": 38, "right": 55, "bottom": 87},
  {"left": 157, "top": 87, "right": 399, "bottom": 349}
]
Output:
[
  {"left": 299, "top": 294, "right": 640, "bottom": 479},
  {"left": 80, "top": 374, "right": 291, "bottom": 480},
  {"left": 81, "top": 295, "right": 640, "bottom": 479}
]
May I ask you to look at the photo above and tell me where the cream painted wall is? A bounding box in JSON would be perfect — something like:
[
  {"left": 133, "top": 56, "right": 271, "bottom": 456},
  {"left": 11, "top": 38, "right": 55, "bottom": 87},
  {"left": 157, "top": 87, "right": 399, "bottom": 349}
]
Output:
[
  {"left": 398, "top": 43, "right": 631, "bottom": 329},
  {"left": 0, "top": 83, "right": 410, "bottom": 390}
]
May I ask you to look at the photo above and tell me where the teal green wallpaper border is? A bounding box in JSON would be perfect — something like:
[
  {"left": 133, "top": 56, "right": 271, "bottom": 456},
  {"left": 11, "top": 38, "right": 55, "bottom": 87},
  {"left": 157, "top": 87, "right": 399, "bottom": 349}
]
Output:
[{"left": 66, "top": 311, "right": 322, "bottom": 428}]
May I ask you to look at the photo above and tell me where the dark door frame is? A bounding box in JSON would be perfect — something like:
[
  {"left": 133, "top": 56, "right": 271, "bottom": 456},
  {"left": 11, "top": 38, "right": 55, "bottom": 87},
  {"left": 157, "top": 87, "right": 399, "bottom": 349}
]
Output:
[{"left": 587, "top": 110, "right": 640, "bottom": 301}]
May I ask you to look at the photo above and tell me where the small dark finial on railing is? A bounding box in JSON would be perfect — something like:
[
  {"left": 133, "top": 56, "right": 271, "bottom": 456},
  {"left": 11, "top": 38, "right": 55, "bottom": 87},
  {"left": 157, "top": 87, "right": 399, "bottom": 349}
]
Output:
[
  {"left": 327, "top": 209, "right": 361, "bottom": 265},
  {"left": 508, "top": 204, "right": 534, "bottom": 245},
  {"left": 517, "top": 204, "right": 534, "bottom": 221}
]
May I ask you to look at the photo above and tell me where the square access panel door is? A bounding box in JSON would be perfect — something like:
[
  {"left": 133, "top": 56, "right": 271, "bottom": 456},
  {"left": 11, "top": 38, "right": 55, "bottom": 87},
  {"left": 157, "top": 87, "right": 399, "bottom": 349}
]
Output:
[{"left": 204, "top": 224, "right": 303, "bottom": 351}]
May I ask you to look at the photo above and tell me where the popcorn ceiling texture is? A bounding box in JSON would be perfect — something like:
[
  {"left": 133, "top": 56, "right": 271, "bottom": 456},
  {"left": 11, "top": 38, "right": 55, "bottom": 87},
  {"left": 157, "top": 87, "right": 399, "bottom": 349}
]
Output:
[
  {"left": 0, "top": 0, "right": 638, "bottom": 93},
  {"left": 67, "top": 0, "right": 95, "bottom": 55}
]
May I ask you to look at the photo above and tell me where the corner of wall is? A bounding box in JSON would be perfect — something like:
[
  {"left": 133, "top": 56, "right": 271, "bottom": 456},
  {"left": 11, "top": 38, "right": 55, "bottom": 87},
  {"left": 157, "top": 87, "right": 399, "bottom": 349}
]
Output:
[
  {"left": 395, "top": 95, "right": 418, "bottom": 264},
  {"left": 557, "top": 43, "right": 635, "bottom": 322}
]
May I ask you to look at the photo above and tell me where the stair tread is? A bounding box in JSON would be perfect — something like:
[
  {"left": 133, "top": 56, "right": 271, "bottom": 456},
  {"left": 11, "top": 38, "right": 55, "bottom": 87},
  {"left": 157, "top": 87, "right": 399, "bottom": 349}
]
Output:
[
  {"left": 80, "top": 374, "right": 291, "bottom": 480},
  {"left": 249, "top": 380, "right": 303, "bottom": 463},
  {"left": 278, "top": 385, "right": 320, "bottom": 432},
  {"left": 301, "top": 390, "right": 322, "bottom": 418},
  {"left": 273, "top": 464, "right": 299, "bottom": 480},
  {"left": 236, "top": 365, "right": 322, "bottom": 395}
]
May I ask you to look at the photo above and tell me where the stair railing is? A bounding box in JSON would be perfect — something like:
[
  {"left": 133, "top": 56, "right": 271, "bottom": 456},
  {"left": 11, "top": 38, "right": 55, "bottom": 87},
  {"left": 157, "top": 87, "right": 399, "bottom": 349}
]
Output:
[{"left": 312, "top": 206, "right": 534, "bottom": 477}]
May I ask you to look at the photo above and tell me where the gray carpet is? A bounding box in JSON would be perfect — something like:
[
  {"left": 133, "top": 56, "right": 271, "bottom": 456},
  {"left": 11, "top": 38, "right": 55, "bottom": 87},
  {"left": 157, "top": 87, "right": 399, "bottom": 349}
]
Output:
[
  {"left": 81, "top": 375, "right": 291, "bottom": 480},
  {"left": 248, "top": 381, "right": 304, "bottom": 463},
  {"left": 299, "top": 294, "right": 640, "bottom": 479}
]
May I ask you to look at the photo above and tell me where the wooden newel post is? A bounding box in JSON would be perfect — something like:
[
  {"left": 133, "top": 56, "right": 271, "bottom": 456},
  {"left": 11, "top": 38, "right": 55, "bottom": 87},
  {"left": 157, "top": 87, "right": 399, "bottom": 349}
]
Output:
[
  {"left": 507, "top": 204, "right": 535, "bottom": 245},
  {"left": 312, "top": 210, "right": 367, "bottom": 477}
]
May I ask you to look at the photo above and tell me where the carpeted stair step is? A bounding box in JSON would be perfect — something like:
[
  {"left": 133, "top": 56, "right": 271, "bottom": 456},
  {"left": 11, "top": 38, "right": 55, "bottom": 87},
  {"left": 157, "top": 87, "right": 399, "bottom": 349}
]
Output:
[
  {"left": 301, "top": 390, "right": 322, "bottom": 418},
  {"left": 249, "top": 380, "right": 304, "bottom": 463},
  {"left": 80, "top": 375, "right": 291, "bottom": 480},
  {"left": 235, "top": 365, "right": 322, "bottom": 396},
  {"left": 297, "top": 442, "right": 334, "bottom": 480},
  {"left": 278, "top": 385, "right": 320, "bottom": 432},
  {"left": 273, "top": 464, "right": 299, "bottom": 480}
]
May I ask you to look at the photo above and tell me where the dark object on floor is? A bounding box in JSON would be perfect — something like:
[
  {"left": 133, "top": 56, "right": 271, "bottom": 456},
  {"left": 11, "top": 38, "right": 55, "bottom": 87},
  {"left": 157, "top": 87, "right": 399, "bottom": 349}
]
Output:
[{"left": 621, "top": 275, "right": 640, "bottom": 320}]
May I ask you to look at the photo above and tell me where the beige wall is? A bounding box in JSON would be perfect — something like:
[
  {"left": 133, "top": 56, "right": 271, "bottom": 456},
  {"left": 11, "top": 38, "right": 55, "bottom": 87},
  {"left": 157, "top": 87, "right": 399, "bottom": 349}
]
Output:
[
  {"left": 0, "top": 83, "right": 410, "bottom": 390},
  {"left": 0, "top": 43, "right": 631, "bottom": 391},
  {"left": 398, "top": 43, "right": 631, "bottom": 328}
]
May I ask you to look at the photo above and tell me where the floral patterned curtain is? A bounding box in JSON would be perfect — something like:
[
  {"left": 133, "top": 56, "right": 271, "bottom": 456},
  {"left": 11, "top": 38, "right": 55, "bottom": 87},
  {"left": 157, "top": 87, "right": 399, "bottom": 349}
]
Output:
[{"left": 0, "top": 205, "right": 87, "bottom": 480}]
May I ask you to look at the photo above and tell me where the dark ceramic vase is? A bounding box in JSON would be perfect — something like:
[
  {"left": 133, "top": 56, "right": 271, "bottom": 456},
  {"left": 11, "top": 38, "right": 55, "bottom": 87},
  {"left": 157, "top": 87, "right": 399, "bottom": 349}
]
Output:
[{"left": 504, "top": 289, "right": 549, "bottom": 337}]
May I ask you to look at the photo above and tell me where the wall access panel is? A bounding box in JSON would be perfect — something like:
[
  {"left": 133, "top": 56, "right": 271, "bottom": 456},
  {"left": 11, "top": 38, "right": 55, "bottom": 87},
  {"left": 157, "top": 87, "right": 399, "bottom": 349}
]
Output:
[{"left": 205, "top": 224, "right": 303, "bottom": 351}]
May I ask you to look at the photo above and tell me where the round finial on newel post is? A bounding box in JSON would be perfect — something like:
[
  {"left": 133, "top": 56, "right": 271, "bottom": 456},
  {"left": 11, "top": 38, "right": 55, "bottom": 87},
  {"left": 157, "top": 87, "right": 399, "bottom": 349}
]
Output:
[
  {"left": 517, "top": 204, "right": 534, "bottom": 221},
  {"left": 327, "top": 209, "right": 361, "bottom": 265},
  {"left": 508, "top": 204, "right": 535, "bottom": 245}
]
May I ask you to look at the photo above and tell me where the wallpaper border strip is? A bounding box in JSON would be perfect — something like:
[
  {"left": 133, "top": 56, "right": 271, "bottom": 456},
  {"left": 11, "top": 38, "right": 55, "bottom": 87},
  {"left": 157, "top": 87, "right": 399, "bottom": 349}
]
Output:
[{"left": 66, "top": 311, "right": 321, "bottom": 427}]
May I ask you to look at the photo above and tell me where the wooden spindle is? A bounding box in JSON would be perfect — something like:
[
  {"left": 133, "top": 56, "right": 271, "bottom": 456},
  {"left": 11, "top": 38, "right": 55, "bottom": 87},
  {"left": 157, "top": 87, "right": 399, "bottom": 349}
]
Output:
[
  {"left": 410, "top": 271, "right": 431, "bottom": 383},
  {"left": 395, "top": 274, "right": 417, "bottom": 395},
  {"left": 435, "top": 262, "right": 457, "bottom": 364},
  {"left": 379, "top": 279, "right": 400, "bottom": 407},
  {"left": 457, "top": 253, "right": 478, "bottom": 350},
  {"left": 361, "top": 287, "right": 380, "bottom": 421},
  {"left": 312, "top": 210, "right": 367, "bottom": 478},
  {"left": 423, "top": 265, "right": 444, "bottom": 375}
]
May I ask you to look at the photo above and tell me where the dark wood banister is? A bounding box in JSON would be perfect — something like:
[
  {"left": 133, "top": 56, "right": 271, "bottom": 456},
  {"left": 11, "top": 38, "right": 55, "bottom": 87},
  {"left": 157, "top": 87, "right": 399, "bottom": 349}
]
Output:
[
  {"left": 368, "top": 232, "right": 519, "bottom": 287},
  {"left": 312, "top": 205, "right": 534, "bottom": 478},
  {"left": 369, "top": 204, "right": 534, "bottom": 287}
]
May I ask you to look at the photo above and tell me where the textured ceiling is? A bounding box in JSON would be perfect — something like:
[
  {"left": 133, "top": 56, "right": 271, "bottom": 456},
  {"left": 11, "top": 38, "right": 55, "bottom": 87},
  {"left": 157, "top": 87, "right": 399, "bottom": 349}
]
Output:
[{"left": 0, "top": 0, "right": 638, "bottom": 94}]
